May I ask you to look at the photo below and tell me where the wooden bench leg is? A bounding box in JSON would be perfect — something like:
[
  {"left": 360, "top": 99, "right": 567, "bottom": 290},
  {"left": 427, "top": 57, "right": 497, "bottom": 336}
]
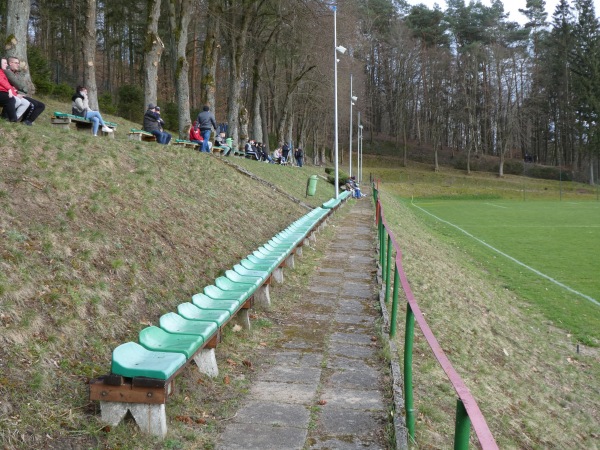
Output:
[
  {"left": 273, "top": 267, "right": 284, "bottom": 284},
  {"left": 254, "top": 284, "right": 271, "bottom": 309},
  {"left": 285, "top": 254, "right": 295, "bottom": 270},
  {"left": 100, "top": 401, "right": 167, "bottom": 438},
  {"left": 193, "top": 348, "right": 219, "bottom": 378}
]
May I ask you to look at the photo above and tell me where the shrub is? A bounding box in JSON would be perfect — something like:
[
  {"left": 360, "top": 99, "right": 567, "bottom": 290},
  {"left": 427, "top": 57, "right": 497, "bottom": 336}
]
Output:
[
  {"left": 27, "top": 46, "right": 54, "bottom": 95},
  {"left": 500, "top": 159, "right": 524, "bottom": 175},
  {"left": 51, "top": 83, "right": 73, "bottom": 102},
  {"left": 524, "top": 165, "right": 572, "bottom": 181},
  {"left": 161, "top": 102, "right": 178, "bottom": 133},
  {"left": 326, "top": 168, "right": 350, "bottom": 186},
  {"left": 99, "top": 92, "right": 117, "bottom": 115},
  {"left": 117, "top": 84, "right": 144, "bottom": 123}
]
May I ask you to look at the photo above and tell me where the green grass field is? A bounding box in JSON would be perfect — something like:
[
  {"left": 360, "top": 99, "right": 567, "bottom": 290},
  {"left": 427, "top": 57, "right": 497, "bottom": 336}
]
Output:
[{"left": 406, "top": 198, "right": 600, "bottom": 346}]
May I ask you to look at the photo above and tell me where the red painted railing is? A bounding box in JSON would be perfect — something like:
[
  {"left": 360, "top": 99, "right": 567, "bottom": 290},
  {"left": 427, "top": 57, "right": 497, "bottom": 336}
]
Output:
[{"left": 373, "top": 182, "right": 498, "bottom": 450}]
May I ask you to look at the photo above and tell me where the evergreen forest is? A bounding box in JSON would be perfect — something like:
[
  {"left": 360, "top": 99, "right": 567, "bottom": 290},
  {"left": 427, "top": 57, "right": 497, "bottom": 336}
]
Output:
[{"left": 1, "top": 0, "right": 599, "bottom": 181}]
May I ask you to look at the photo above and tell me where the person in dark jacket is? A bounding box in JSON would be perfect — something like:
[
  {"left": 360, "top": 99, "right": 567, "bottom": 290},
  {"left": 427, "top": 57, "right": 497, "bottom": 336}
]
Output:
[
  {"left": 294, "top": 147, "right": 304, "bottom": 167},
  {"left": 3, "top": 56, "right": 45, "bottom": 125},
  {"left": 143, "top": 103, "right": 171, "bottom": 144},
  {"left": 281, "top": 142, "right": 290, "bottom": 164},
  {"left": 196, "top": 105, "right": 217, "bottom": 153}
]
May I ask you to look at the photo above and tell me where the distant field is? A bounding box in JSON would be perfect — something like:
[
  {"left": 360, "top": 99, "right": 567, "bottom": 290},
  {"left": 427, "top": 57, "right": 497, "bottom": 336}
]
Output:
[{"left": 407, "top": 198, "right": 600, "bottom": 345}]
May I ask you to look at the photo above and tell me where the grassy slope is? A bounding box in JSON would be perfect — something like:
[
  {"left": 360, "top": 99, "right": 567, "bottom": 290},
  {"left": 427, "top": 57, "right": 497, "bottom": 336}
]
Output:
[
  {"left": 0, "top": 100, "right": 338, "bottom": 448},
  {"left": 371, "top": 163, "right": 600, "bottom": 449}
]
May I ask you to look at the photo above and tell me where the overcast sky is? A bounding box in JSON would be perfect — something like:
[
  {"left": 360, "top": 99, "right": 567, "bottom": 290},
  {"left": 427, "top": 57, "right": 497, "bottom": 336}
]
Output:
[{"left": 405, "top": 0, "right": 600, "bottom": 25}]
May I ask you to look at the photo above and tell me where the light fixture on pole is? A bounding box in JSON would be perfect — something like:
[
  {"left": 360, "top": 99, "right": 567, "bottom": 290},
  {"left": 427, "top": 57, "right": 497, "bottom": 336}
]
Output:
[
  {"left": 333, "top": 6, "right": 346, "bottom": 199},
  {"left": 349, "top": 74, "right": 357, "bottom": 178}
]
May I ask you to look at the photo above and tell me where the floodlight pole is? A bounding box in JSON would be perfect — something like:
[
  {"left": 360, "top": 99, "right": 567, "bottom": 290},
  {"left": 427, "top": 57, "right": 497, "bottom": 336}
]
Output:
[
  {"left": 349, "top": 74, "right": 357, "bottom": 178},
  {"left": 333, "top": 6, "right": 340, "bottom": 199}
]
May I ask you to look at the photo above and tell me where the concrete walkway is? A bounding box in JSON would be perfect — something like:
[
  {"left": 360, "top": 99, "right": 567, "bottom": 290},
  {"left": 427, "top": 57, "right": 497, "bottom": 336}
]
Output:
[{"left": 217, "top": 198, "right": 391, "bottom": 449}]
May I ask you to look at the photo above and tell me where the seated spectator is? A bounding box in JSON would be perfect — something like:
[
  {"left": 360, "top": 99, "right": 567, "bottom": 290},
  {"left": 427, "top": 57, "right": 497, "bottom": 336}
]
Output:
[
  {"left": 272, "top": 147, "right": 282, "bottom": 164},
  {"left": 1, "top": 57, "right": 29, "bottom": 122},
  {"left": 349, "top": 176, "right": 365, "bottom": 198},
  {"left": 257, "top": 142, "right": 273, "bottom": 163},
  {"left": 3, "top": 56, "right": 45, "bottom": 125},
  {"left": 71, "top": 85, "right": 114, "bottom": 136},
  {"left": 244, "top": 139, "right": 259, "bottom": 160},
  {"left": 143, "top": 103, "right": 171, "bottom": 144},
  {"left": 0, "top": 64, "right": 18, "bottom": 122},
  {"left": 189, "top": 121, "right": 204, "bottom": 149},
  {"left": 214, "top": 131, "right": 231, "bottom": 156}
]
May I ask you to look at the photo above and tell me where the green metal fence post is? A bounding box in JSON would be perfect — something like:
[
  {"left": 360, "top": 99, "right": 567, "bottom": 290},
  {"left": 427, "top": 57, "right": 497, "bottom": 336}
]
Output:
[
  {"left": 390, "top": 265, "right": 400, "bottom": 337},
  {"left": 379, "top": 222, "right": 386, "bottom": 270},
  {"left": 453, "top": 398, "right": 471, "bottom": 450},
  {"left": 385, "top": 235, "right": 392, "bottom": 300},
  {"left": 404, "top": 304, "right": 416, "bottom": 440}
]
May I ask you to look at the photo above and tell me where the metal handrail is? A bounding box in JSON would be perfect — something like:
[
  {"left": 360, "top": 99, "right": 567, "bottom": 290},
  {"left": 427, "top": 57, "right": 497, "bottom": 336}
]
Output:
[{"left": 373, "top": 182, "right": 498, "bottom": 450}]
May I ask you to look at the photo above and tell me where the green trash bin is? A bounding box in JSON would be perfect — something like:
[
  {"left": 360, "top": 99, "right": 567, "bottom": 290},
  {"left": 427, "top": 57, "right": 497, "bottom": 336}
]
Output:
[{"left": 306, "top": 175, "right": 318, "bottom": 197}]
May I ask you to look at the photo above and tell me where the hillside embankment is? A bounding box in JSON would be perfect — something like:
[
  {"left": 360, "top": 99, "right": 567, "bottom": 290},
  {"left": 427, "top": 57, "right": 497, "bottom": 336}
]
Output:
[{"left": 0, "top": 110, "right": 339, "bottom": 448}]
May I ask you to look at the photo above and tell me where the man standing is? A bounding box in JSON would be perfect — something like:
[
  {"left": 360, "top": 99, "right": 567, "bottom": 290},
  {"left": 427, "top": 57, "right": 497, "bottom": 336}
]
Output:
[
  {"left": 3, "top": 56, "right": 45, "bottom": 125},
  {"left": 196, "top": 105, "right": 217, "bottom": 153},
  {"left": 295, "top": 147, "right": 304, "bottom": 167}
]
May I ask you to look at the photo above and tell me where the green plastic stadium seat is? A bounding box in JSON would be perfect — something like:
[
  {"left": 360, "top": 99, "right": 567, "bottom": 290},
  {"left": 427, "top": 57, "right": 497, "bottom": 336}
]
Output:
[
  {"left": 177, "top": 302, "right": 229, "bottom": 326},
  {"left": 159, "top": 312, "right": 218, "bottom": 340},
  {"left": 111, "top": 341, "right": 186, "bottom": 380},
  {"left": 139, "top": 326, "right": 203, "bottom": 359},
  {"left": 192, "top": 293, "right": 240, "bottom": 315}
]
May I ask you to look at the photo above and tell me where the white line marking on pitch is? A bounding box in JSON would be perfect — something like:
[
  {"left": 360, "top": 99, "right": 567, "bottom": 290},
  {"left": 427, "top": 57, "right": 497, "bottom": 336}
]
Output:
[
  {"left": 411, "top": 202, "right": 600, "bottom": 307},
  {"left": 484, "top": 203, "right": 508, "bottom": 209}
]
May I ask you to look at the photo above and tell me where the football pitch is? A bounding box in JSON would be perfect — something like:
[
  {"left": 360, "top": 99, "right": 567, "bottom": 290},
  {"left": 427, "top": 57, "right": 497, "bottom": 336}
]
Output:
[{"left": 408, "top": 199, "right": 600, "bottom": 345}]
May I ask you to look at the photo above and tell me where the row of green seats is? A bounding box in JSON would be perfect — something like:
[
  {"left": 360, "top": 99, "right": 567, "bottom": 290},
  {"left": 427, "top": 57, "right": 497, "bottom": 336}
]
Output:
[{"left": 109, "top": 202, "right": 344, "bottom": 382}]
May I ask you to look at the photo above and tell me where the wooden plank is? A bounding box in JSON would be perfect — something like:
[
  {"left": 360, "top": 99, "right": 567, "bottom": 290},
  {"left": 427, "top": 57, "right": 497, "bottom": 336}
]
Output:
[{"left": 89, "top": 378, "right": 170, "bottom": 404}]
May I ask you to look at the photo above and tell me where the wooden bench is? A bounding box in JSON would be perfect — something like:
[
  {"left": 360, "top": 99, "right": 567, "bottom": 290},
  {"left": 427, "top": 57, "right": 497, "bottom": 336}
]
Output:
[
  {"left": 173, "top": 139, "right": 199, "bottom": 150},
  {"left": 90, "top": 204, "right": 336, "bottom": 437},
  {"left": 50, "top": 112, "right": 117, "bottom": 138},
  {"left": 128, "top": 129, "right": 157, "bottom": 142}
]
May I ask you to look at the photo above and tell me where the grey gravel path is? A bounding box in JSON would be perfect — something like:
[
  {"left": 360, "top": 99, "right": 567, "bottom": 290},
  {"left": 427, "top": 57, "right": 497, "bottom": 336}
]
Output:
[{"left": 217, "top": 198, "right": 390, "bottom": 449}]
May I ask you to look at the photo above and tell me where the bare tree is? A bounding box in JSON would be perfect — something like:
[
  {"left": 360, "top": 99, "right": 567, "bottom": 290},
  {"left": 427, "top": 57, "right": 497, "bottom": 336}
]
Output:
[
  {"left": 169, "top": 0, "right": 193, "bottom": 138},
  {"left": 82, "top": 0, "right": 98, "bottom": 109},
  {"left": 5, "top": 0, "right": 34, "bottom": 92},
  {"left": 143, "top": 0, "right": 164, "bottom": 110}
]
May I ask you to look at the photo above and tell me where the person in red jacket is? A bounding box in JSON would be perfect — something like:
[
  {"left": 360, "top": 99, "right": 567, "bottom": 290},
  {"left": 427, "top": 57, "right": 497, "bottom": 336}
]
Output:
[
  {"left": 189, "top": 121, "right": 204, "bottom": 150},
  {"left": 0, "top": 62, "right": 18, "bottom": 122},
  {"left": 0, "top": 58, "right": 30, "bottom": 123}
]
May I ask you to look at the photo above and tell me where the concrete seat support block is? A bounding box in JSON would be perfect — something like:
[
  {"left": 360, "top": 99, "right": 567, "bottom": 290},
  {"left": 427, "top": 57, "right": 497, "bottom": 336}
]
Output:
[
  {"left": 193, "top": 348, "right": 219, "bottom": 378},
  {"left": 273, "top": 267, "right": 284, "bottom": 284},
  {"left": 254, "top": 284, "right": 271, "bottom": 309},
  {"left": 100, "top": 401, "right": 167, "bottom": 438}
]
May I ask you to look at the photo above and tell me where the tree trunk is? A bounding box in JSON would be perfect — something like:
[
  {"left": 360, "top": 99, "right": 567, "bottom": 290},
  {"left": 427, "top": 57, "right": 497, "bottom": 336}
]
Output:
[
  {"left": 200, "top": 0, "right": 220, "bottom": 111},
  {"left": 5, "top": 0, "right": 34, "bottom": 92},
  {"left": 239, "top": 106, "right": 249, "bottom": 143},
  {"left": 144, "top": 0, "right": 164, "bottom": 110},
  {"left": 260, "top": 88, "right": 270, "bottom": 152},
  {"left": 82, "top": 0, "right": 98, "bottom": 110},
  {"left": 171, "top": 0, "right": 193, "bottom": 138}
]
